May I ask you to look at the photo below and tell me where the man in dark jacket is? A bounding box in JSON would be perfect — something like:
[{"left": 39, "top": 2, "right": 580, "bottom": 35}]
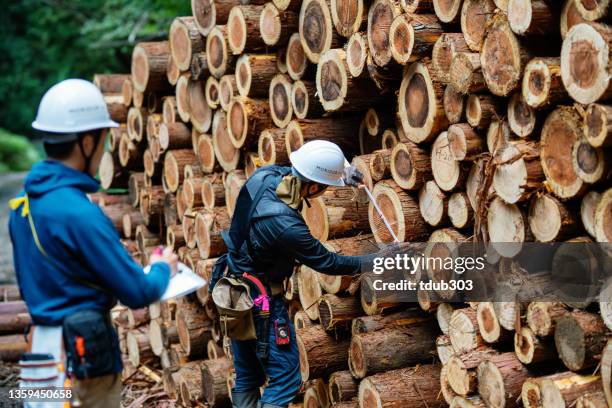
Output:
[
  {"left": 225, "top": 140, "right": 369, "bottom": 408},
  {"left": 9, "top": 79, "right": 177, "bottom": 407}
]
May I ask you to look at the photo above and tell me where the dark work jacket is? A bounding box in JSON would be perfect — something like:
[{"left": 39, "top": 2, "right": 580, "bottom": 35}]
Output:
[{"left": 224, "top": 165, "right": 362, "bottom": 283}]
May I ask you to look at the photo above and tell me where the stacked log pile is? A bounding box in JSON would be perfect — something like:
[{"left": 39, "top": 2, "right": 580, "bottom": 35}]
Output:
[
  {"left": 28, "top": 0, "right": 612, "bottom": 406},
  {"left": 0, "top": 286, "right": 27, "bottom": 363}
]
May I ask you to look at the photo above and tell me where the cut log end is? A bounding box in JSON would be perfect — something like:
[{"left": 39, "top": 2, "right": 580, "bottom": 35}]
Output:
[{"left": 561, "top": 23, "right": 612, "bottom": 104}]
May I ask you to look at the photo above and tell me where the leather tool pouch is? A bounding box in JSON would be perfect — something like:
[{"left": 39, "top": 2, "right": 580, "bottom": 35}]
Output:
[{"left": 62, "top": 310, "right": 115, "bottom": 379}]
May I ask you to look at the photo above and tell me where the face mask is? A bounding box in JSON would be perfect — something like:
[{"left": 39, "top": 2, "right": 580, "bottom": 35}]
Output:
[{"left": 275, "top": 174, "right": 303, "bottom": 209}]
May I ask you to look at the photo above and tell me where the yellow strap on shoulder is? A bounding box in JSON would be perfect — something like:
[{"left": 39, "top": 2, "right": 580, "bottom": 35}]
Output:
[
  {"left": 9, "top": 195, "right": 30, "bottom": 217},
  {"left": 9, "top": 194, "right": 49, "bottom": 258}
]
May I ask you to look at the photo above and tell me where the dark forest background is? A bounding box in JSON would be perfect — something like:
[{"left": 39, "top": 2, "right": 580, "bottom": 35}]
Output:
[{"left": 0, "top": 0, "right": 191, "bottom": 172}]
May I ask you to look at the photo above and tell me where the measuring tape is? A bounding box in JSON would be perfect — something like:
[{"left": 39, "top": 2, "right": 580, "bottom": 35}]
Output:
[{"left": 363, "top": 186, "right": 400, "bottom": 243}]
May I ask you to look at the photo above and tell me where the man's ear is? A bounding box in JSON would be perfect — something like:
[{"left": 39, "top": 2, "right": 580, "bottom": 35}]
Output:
[{"left": 81, "top": 133, "right": 96, "bottom": 155}]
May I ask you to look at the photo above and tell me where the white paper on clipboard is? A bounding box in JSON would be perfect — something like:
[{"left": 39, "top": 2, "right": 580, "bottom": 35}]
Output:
[{"left": 144, "top": 262, "right": 206, "bottom": 301}]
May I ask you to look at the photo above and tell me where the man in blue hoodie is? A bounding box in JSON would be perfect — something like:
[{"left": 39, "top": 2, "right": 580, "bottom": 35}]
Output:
[{"left": 8, "top": 79, "right": 177, "bottom": 407}]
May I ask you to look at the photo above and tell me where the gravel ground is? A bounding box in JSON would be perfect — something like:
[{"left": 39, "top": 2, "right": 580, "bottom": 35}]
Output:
[{"left": 0, "top": 172, "right": 27, "bottom": 284}]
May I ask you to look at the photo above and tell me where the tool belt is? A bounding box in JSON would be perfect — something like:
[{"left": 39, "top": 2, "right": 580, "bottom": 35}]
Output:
[{"left": 62, "top": 310, "right": 116, "bottom": 380}]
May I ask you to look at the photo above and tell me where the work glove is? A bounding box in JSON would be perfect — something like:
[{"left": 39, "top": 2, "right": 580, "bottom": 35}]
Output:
[{"left": 343, "top": 165, "right": 364, "bottom": 186}]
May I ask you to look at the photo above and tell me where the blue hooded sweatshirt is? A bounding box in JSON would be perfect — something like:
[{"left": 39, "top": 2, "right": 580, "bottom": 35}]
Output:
[{"left": 8, "top": 160, "right": 170, "bottom": 331}]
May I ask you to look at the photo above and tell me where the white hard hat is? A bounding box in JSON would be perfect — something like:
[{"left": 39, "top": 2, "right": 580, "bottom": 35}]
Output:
[
  {"left": 289, "top": 140, "right": 349, "bottom": 186},
  {"left": 32, "top": 79, "right": 118, "bottom": 137}
]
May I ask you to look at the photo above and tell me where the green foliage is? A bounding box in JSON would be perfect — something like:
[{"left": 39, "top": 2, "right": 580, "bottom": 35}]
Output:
[
  {"left": 0, "top": 0, "right": 190, "bottom": 138},
  {"left": 0, "top": 128, "right": 41, "bottom": 172}
]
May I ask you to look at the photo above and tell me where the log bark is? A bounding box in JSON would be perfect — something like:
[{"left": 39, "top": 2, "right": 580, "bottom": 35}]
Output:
[
  {"left": 541, "top": 107, "right": 587, "bottom": 199},
  {"left": 131, "top": 42, "right": 171, "bottom": 93},
  {"left": 398, "top": 60, "right": 448, "bottom": 143},
  {"left": 390, "top": 13, "right": 442, "bottom": 65},
  {"left": 514, "top": 326, "right": 557, "bottom": 365},
  {"left": 522, "top": 57, "right": 568, "bottom": 109},
  {"left": 555, "top": 310, "right": 608, "bottom": 371},
  {"left": 561, "top": 22, "right": 612, "bottom": 104},
  {"left": 299, "top": 0, "right": 342, "bottom": 63},
  {"left": 450, "top": 52, "right": 485, "bottom": 94},
  {"left": 446, "top": 346, "right": 499, "bottom": 396},
  {"left": 316, "top": 48, "right": 387, "bottom": 112},
  {"left": 176, "top": 302, "right": 212, "bottom": 358},
  {"left": 258, "top": 128, "right": 289, "bottom": 165},
  {"left": 0, "top": 333, "right": 27, "bottom": 362},
  {"left": 201, "top": 357, "right": 232, "bottom": 406},
  {"left": 466, "top": 94, "right": 502, "bottom": 130},
  {"left": 0, "top": 312, "right": 30, "bottom": 336},
  {"left": 284, "top": 117, "right": 361, "bottom": 157},
  {"left": 349, "top": 321, "right": 438, "bottom": 378},
  {"left": 329, "top": 371, "right": 358, "bottom": 403},
  {"left": 302, "top": 187, "right": 370, "bottom": 241},
  {"left": 507, "top": 0, "right": 558, "bottom": 36},
  {"left": 528, "top": 193, "right": 579, "bottom": 242},
  {"left": 164, "top": 149, "right": 197, "bottom": 193},
  {"left": 522, "top": 372, "right": 602, "bottom": 408},
  {"left": 449, "top": 307, "right": 484, "bottom": 354},
  {"left": 94, "top": 74, "right": 129, "bottom": 93},
  {"left": 298, "top": 266, "right": 323, "bottom": 321},
  {"left": 202, "top": 173, "right": 225, "bottom": 209},
  {"left": 318, "top": 294, "right": 363, "bottom": 331},
  {"left": 227, "top": 5, "right": 267, "bottom": 54},
  {"left": 358, "top": 364, "right": 445, "bottom": 408},
  {"left": 260, "top": 3, "right": 298, "bottom": 46},
  {"left": 297, "top": 325, "right": 350, "bottom": 380},
  {"left": 594, "top": 188, "right": 612, "bottom": 243},
  {"left": 190, "top": 52, "right": 210, "bottom": 80},
  {"left": 159, "top": 122, "right": 191, "bottom": 152},
  {"left": 206, "top": 25, "right": 235, "bottom": 79},
  {"left": 127, "top": 328, "right": 155, "bottom": 366},
  {"left": 227, "top": 97, "right": 272, "bottom": 148},
  {"left": 170, "top": 17, "right": 205, "bottom": 72},
  {"left": 191, "top": 0, "right": 236, "bottom": 35},
  {"left": 507, "top": 92, "right": 539, "bottom": 138},
  {"left": 351, "top": 309, "right": 433, "bottom": 335},
  {"left": 196, "top": 208, "right": 230, "bottom": 259},
  {"left": 432, "top": 33, "right": 470, "bottom": 84},
  {"left": 235, "top": 54, "right": 278, "bottom": 98}
]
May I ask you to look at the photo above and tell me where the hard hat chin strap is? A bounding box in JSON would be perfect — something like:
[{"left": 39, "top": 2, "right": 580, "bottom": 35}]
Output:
[{"left": 76, "top": 132, "right": 100, "bottom": 174}]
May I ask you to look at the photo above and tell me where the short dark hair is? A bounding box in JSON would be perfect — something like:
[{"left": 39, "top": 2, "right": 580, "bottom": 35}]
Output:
[
  {"left": 42, "top": 130, "right": 103, "bottom": 160},
  {"left": 43, "top": 139, "right": 77, "bottom": 160}
]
